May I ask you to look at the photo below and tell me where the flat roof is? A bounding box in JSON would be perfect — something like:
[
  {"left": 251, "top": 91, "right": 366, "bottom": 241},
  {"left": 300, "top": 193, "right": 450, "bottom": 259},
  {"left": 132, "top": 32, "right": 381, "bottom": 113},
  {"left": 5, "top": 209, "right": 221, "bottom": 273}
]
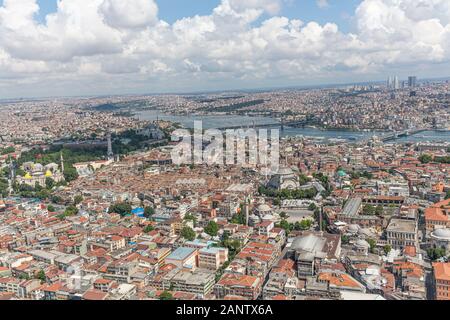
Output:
[
  {"left": 386, "top": 218, "right": 417, "bottom": 233},
  {"left": 167, "top": 247, "right": 196, "bottom": 261},
  {"left": 342, "top": 198, "right": 362, "bottom": 217}
]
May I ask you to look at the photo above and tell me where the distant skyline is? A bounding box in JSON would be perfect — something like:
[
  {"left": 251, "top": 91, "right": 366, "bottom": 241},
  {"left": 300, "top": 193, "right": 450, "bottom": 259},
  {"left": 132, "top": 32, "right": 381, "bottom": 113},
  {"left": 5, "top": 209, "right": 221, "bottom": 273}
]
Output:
[{"left": 1, "top": 0, "right": 450, "bottom": 98}]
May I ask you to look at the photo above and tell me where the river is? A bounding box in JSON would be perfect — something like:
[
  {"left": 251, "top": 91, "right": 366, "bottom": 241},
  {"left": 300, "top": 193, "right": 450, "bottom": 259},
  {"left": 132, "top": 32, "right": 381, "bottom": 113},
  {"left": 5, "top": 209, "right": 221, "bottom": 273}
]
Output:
[{"left": 135, "top": 110, "right": 450, "bottom": 143}]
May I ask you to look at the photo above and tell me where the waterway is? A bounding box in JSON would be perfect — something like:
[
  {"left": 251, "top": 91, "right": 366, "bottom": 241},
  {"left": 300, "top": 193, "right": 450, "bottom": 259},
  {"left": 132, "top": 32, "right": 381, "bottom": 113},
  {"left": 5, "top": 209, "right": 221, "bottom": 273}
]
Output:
[{"left": 135, "top": 110, "right": 450, "bottom": 143}]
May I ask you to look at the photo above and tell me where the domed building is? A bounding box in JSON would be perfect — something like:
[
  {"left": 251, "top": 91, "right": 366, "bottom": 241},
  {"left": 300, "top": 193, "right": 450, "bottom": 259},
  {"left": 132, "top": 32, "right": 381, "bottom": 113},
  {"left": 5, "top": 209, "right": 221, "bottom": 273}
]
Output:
[
  {"left": 17, "top": 162, "right": 65, "bottom": 188},
  {"left": 430, "top": 228, "right": 450, "bottom": 255},
  {"left": 347, "top": 224, "right": 360, "bottom": 235},
  {"left": 354, "top": 239, "right": 370, "bottom": 256},
  {"left": 267, "top": 166, "right": 300, "bottom": 191},
  {"left": 248, "top": 214, "right": 261, "bottom": 226},
  {"left": 255, "top": 203, "right": 272, "bottom": 216}
]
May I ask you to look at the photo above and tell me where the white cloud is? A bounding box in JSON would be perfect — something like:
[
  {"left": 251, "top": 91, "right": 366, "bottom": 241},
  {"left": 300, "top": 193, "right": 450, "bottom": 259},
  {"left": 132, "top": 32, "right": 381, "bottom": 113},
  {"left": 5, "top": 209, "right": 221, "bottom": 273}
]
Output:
[
  {"left": 0, "top": 0, "right": 450, "bottom": 97},
  {"left": 316, "top": 0, "right": 329, "bottom": 9},
  {"left": 100, "top": 0, "right": 158, "bottom": 29},
  {"left": 226, "top": 0, "right": 283, "bottom": 15}
]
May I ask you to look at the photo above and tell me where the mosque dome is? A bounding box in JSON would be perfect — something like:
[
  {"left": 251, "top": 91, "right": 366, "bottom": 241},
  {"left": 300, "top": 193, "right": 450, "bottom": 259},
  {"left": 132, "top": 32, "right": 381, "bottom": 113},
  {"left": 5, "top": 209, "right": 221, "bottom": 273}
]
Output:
[
  {"left": 347, "top": 224, "right": 360, "bottom": 234},
  {"left": 431, "top": 228, "right": 450, "bottom": 241},
  {"left": 355, "top": 239, "right": 370, "bottom": 249},
  {"left": 277, "top": 167, "right": 294, "bottom": 176},
  {"left": 45, "top": 170, "right": 53, "bottom": 177},
  {"left": 268, "top": 166, "right": 300, "bottom": 190},
  {"left": 261, "top": 214, "right": 275, "bottom": 221},
  {"left": 24, "top": 173, "right": 32, "bottom": 179},
  {"left": 33, "top": 163, "right": 44, "bottom": 172},
  {"left": 257, "top": 204, "right": 272, "bottom": 213}
]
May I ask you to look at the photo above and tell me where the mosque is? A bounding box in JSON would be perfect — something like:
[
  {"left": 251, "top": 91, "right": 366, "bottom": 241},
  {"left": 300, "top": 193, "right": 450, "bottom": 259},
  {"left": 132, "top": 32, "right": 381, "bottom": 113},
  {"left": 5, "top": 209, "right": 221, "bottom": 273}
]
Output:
[
  {"left": 267, "top": 166, "right": 300, "bottom": 191},
  {"left": 16, "top": 154, "right": 65, "bottom": 188}
]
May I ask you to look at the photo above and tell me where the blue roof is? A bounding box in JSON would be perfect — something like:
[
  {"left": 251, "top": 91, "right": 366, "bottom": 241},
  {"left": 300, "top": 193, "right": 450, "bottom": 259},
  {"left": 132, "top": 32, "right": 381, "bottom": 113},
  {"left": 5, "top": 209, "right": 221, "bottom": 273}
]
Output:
[
  {"left": 338, "top": 170, "right": 347, "bottom": 177},
  {"left": 132, "top": 207, "right": 145, "bottom": 215},
  {"left": 167, "top": 247, "right": 196, "bottom": 261}
]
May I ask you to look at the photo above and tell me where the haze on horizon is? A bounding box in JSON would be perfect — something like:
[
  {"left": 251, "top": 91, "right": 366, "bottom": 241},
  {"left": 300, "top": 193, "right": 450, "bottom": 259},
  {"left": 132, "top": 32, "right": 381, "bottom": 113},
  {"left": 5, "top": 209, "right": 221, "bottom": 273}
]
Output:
[{"left": 1, "top": 0, "right": 450, "bottom": 99}]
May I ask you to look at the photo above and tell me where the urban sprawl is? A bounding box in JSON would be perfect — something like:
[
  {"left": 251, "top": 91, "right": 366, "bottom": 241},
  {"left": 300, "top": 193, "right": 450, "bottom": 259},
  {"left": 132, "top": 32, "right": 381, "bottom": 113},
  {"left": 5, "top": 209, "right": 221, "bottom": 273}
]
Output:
[{"left": 0, "top": 78, "right": 449, "bottom": 301}]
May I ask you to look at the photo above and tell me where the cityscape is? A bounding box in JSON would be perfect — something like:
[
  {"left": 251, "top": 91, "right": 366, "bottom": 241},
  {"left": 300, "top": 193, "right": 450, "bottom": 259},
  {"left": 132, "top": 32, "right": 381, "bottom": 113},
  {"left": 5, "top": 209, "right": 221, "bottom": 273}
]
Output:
[{"left": 0, "top": 0, "right": 449, "bottom": 305}]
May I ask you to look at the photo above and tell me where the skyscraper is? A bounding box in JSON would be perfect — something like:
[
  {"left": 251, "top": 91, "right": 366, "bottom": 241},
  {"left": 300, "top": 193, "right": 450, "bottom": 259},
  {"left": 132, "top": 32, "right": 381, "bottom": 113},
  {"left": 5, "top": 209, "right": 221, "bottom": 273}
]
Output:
[
  {"left": 408, "top": 76, "right": 417, "bottom": 88},
  {"left": 393, "top": 76, "right": 399, "bottom": 90},
  {"left": 387, "top": 76, "right": 393, "bottom": 89}
]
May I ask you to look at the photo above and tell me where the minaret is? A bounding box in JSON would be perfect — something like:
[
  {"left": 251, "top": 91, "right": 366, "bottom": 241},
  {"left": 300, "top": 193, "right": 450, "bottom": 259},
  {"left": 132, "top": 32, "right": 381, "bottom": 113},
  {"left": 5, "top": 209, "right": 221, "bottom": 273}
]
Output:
[
  {"left": 244, "top": 196, "right": 250, "bottom": 226},
  {"left": 8, "top": 156, "right": 15, "bottom": 196},
  {"left": 60, "top": 151, "right": 65, "bottom": 173},
  {"left": 107, "top": 131, "right": 114, "bottom": 161},
  {"left": 319, "top": 207, "right": 323, "bottom": 233}
]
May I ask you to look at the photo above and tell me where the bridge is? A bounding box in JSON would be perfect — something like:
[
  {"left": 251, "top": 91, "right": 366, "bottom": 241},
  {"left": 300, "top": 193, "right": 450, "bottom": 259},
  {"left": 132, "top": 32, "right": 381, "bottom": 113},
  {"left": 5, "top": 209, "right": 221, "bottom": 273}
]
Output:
[
  {"left": 214, "top": 119, "right": 308, "bottom": 131},
  {"left": 360, "top": 128, "right": 430, "bottom": 145}
]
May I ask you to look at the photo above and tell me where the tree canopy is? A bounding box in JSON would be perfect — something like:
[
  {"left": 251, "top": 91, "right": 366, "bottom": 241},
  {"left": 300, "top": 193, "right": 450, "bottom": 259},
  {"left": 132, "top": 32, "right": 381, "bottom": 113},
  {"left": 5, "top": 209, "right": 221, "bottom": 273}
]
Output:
[
  {"left": 181, "top": 226, "right": 196, "bottom": 241},
  {"left": 108, "top": 202, "right": 132, "bottom": 216},
  {"left": 204, "top": 221, "right": 219, "bottom": 237}
]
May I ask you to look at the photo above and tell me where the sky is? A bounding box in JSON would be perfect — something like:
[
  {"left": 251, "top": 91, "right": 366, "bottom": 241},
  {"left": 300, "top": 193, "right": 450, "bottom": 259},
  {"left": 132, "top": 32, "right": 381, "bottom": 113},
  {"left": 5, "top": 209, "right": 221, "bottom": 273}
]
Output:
[
  {"left": 32, "top": 0, "right": 360, "bottom": 32},
  {"left": 0, "top": 0, "right": 450, "bottom": 98}
]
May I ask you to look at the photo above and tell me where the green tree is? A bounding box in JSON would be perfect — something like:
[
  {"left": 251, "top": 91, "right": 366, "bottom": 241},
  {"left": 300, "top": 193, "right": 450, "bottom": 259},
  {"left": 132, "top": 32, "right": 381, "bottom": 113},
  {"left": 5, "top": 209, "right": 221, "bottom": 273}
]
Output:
[
  {"left": 299, "top": 220, "right": 312, "bottom": 230},
  {"left": 73, "top": 195, "right": 83, "bottom": 205},
  {"left": 299, "top": 174, "right": 311, "bottom": 186},
  {"left": 45, "top": 177, "right": 55, "bottom": 189},
  {"left": 231, "top": 212, "right": 246, "bottom": 225},
  {"left": 363, "top": 204, "right": 376, "bottom": 215},
  {"left": 63, "top": 166, "right": 79, "bottom": 182},
  {"left": 184, "top": 214, "right": 197, "bottom": 224},
  {"left": 51, "top": 195, "right": 63, "bottom": 204},
  {"left": 108, "top": 202, "right": 132, "bottom": 216},
  {"left": 47, "top": 204, "right": 56, "bottom": 213},
  {"left": 57, "top": 205, "right": 78, "bottom": 219},
  {"left": 383, "top": 245, "right": 392, "bottom": 255},
  {"left": 277, "top": 219, "right": 292, "bottom": 234},
  {"left": 375, "top": 205, "right": 384, "bottom": 216},
  {"left": 341, "top": 235, "right": 350, "bottom": 245},
  {"left": 143, "top": 225, "right": 155, "bottom": 233},
  {"left": 181, "top": 226, "right": 196, "bottom": 241},
  {"left": 159, "top": 290, "right": 174, "bottom": 301},
  {"left": 367, "top": 239, "right": 377, "bottom": 253},
  {"left": 427, "top": 247, "right": 446, "bottom": 261},
  {"left": 0, "top": 146, "right": 15, "bottom": 155},
  {"left": 19, "top": 274, "right": 31, "bottom": 280},
  {"left": 36, "top": 269, "right": 46, "bottom": 283},
  {"left": 144, "top": 206, "right": 155, "bottom": 218},
  {"left": 204, "top": 221, "right": 219, "bottom": 237},
  {"left": 419, "top": 154, "right": 433, "bottom": 164}
]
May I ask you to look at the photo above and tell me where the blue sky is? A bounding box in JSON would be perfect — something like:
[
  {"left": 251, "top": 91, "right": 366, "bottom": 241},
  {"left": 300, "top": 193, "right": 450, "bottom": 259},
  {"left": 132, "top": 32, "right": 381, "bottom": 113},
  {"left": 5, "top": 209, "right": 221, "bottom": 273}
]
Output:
[
  {"left": 30, "top": 0, "right": 361, "bottom": 32},
  {"left": 1, "top": 0, "right": 449, "bottom": 98}
]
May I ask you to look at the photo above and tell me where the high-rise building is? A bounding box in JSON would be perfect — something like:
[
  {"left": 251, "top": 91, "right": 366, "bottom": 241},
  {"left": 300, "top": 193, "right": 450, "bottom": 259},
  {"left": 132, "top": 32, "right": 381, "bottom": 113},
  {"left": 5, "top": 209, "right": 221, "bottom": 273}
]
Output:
[
  {"left": 408, "top": 76, "right": 417, "bottom": 88},
  {"left": 387, "top": 76, "right": 400, "bottom": 90},
  {"left": 393, "top": 76, "right": 399, "bottom": 90},
  {"left": 387, "top": 76, "right": 393, "bottom": 89}
]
